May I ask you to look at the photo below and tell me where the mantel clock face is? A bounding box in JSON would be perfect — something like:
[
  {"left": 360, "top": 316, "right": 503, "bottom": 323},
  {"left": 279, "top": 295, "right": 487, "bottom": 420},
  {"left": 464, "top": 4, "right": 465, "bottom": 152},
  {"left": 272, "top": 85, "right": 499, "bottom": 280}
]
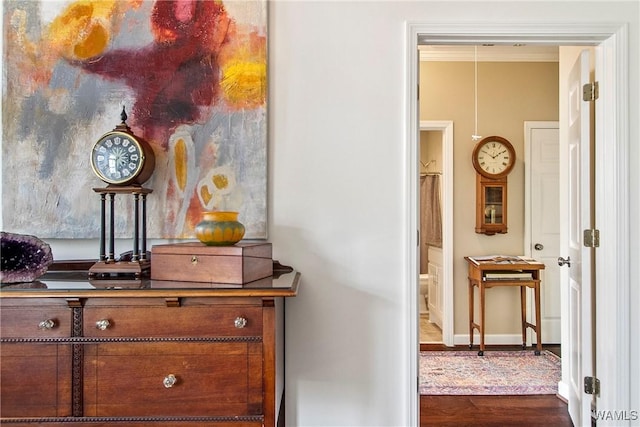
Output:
[
  {"left": 91, "top": 127, "right": 155, "bottom": 186},
  {"left": 472, "top": 136, "right": 516, "bottom": 179}
]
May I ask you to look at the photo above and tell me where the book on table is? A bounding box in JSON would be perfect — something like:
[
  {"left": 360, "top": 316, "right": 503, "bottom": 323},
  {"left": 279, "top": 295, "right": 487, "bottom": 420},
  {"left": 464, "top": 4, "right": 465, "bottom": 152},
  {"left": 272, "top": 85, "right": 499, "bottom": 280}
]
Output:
[
  {"left": 483, "top": 271, "right": 533, "bottom": 280},
  {"left": 466, "top": 255, "right": 538, "bottom": 265}
]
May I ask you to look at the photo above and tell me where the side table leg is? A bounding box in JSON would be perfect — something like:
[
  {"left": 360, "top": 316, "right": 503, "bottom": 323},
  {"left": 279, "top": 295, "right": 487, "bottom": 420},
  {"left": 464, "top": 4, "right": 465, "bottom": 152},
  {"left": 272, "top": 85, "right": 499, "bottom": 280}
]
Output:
[
  {"left": 534, "top": 282, "right": 542, "bottom": 355},
  {"left": 479, "top": 283, "right": 485, "bottom": 356},
  {"left": 468, "top": 280, "right": 474, "bottom": 350},
  {"left": 520, "top": 285, "right": 527, "bottom": 349}
]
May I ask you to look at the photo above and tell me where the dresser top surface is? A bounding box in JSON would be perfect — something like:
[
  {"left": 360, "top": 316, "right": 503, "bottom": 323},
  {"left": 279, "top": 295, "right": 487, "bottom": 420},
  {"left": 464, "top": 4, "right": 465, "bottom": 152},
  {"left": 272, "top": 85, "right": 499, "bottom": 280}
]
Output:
[{"left": 0, "top": 263, "right": 300, "bottom": 299}]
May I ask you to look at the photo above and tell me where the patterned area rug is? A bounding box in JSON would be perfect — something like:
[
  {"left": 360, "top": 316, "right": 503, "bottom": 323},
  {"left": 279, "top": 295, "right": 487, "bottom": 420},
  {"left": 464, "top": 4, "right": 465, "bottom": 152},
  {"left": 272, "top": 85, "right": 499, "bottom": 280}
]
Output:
[{"left": 419, "top": 350, "right": 561, "bottom": 395}]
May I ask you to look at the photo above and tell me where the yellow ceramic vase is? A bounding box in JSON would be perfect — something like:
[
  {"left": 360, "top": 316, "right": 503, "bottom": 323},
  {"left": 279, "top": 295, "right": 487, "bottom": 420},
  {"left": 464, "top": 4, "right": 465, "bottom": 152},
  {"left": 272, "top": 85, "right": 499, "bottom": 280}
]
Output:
[{"left": 195, "top": 211, "right": 245, "bottom": 246}]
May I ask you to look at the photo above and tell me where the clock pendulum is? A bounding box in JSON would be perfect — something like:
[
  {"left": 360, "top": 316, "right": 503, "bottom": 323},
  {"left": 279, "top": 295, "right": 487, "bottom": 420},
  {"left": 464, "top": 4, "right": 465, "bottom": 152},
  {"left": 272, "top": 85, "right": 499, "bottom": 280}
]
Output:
[{"left": 88, "top": 107, "right": 156, "bottom": 278}]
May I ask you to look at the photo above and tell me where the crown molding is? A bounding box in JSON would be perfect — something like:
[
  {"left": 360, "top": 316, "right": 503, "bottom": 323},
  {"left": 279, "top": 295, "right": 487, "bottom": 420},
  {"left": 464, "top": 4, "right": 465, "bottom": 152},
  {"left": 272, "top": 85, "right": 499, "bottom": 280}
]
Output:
[{"left": 419, "top": 45, "right": 558, "bottom": 62}]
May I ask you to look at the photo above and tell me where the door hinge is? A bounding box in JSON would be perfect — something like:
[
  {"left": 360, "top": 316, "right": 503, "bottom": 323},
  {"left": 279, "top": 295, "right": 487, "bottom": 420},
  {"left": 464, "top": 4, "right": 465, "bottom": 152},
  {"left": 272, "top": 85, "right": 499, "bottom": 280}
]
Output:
[
  {"left": 583, "top": 81, "right": 599, "bottom": 101},
  {"left": 584, "top": 376, "right": 600, "bottom": 396},
  {"left": 584, "top": 229, "right": 600, "bottom": 248}
]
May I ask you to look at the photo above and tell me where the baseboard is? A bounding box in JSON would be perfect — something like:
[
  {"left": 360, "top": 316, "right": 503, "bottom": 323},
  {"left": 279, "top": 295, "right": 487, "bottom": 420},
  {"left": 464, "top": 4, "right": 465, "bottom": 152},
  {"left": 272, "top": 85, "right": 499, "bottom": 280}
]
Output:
[
  {"left": 423, "top": 334, "right": 559, "bottom": 352},
  {"left": 557, "top": 380, "right": 569, "bottom": 401},
  {"left": 277, "top": 389, "right": 285, "bottom": 427},
  {"left": 453, "top": 333, "right": 524, "bottom": 346}
]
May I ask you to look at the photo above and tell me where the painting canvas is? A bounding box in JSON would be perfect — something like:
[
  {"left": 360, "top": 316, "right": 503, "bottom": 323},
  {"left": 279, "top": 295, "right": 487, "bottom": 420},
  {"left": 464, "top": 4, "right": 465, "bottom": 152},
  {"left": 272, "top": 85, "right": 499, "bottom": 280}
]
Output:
[{"left": 2, "top": 0, "right": 267, "bottom": 239}]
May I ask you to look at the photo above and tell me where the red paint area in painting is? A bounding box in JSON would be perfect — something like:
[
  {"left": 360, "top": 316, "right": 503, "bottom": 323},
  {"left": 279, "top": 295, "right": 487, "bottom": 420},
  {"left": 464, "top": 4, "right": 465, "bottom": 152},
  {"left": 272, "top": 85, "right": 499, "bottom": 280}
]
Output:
[
  {"left": 76, "top": 1, "right": 232, "bottom": 144},
  {"left": 173, "top": 0, "right": 196, "bottom": 23}
]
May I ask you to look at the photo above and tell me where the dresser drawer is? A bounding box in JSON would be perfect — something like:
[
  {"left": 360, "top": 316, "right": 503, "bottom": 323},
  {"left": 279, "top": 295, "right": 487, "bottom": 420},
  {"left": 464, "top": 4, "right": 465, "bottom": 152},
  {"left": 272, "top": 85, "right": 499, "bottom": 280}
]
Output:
[
  {"left": 0, "top": 343, "right": 72, "bottom": 417},
  {"left": 0, "top": 299, "right": 72, "bottom": 338},
  {"left": 83, "top": 300, "right": 263, "bottom": 338},
  {"left": 83, "top": 341, "right": 263, "bottom": 417}
]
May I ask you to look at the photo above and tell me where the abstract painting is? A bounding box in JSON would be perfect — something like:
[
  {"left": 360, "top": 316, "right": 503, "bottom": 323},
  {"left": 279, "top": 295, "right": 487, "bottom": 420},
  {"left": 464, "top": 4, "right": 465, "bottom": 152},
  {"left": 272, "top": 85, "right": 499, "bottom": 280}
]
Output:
[{"left": 2, "top": 0, "right": 267, "bottom": 239}]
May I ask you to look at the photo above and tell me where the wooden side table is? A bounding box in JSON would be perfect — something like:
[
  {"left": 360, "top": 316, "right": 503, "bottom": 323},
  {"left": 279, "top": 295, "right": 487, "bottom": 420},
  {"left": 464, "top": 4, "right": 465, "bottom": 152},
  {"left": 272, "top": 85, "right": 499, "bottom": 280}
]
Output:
[{"left": 465, "top": 256, "right": 545, "bottom": 356}]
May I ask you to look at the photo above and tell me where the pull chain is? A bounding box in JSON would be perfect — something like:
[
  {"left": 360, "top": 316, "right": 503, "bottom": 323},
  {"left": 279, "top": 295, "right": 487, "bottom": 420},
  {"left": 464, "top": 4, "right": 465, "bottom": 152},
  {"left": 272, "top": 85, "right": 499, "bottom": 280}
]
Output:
[{"left": 472, "top": 46, "right": 482, "bottom": 141}]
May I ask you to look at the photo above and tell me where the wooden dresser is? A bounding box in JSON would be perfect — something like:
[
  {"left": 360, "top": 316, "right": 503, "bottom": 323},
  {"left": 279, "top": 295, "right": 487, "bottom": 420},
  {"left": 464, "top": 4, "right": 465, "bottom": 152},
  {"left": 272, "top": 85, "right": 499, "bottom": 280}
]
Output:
[{"left": 0, "top": 263, "right": 299, "bottom": 426}]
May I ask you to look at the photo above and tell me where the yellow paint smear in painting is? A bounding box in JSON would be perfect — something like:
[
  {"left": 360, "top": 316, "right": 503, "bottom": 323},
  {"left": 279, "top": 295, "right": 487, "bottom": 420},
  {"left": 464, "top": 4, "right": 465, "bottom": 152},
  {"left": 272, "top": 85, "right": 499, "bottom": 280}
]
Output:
[
  {"left": 212, "top": 173, "right": 229, "bottom": 190},
  {"left": 221, "top": 61, "right": 266, "bottom": 109},
  {"left": 47, "top": 1, "right": 116, "bottom": 60},
  {"left": 173, "top": 138, "right": 188, "bottom": 191},
  {"left": 74, "top": 23, "right": 109, "bottom": 59},
  {"left": 200, "top": 186, "right": 213, "bottom": 207}
]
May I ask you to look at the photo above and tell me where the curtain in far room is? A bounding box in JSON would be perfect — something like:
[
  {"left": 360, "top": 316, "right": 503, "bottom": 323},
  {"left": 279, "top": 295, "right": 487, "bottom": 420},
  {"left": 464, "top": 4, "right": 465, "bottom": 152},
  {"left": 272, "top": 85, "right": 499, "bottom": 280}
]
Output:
[{"left": 420, "top": 174, "right": 442, "bottom": 272}]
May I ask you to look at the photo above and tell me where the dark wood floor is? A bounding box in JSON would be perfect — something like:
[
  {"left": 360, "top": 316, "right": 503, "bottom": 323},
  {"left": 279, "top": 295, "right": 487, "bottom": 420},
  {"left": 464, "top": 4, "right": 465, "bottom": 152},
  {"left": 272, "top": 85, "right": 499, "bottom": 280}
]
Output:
[
  {"left": 421, "top": 394, "right": 573, "bottom": 426},
  {"left": 420, "top": 344, "right": 572, "bottom": 426}
]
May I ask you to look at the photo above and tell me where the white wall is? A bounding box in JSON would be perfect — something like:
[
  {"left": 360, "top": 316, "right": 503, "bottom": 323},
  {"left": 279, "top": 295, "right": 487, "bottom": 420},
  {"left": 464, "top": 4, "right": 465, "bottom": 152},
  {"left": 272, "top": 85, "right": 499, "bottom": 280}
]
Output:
[
  {"left": 268, "top": 2, "right": 639, "bottom": 426},
  {"left": 2, "top": 1, "right": 638, "bottom": 426}
]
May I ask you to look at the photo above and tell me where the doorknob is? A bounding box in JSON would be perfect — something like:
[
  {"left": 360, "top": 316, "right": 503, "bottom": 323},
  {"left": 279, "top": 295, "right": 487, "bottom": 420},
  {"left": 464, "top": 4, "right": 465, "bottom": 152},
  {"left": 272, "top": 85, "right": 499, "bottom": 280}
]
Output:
[
  {"left": 534, "top": 243, "right": 544, "bottom": 251},
  {"left": 557, "top": 256, "right": 571, "bottom": 267}
]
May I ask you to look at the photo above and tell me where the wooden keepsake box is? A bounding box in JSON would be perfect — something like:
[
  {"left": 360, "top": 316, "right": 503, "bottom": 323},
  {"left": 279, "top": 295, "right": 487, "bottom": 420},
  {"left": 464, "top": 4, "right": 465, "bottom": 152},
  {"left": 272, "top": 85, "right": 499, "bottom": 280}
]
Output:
[{"left": 151, "top": 241, "right": 273, "bottom": 284}]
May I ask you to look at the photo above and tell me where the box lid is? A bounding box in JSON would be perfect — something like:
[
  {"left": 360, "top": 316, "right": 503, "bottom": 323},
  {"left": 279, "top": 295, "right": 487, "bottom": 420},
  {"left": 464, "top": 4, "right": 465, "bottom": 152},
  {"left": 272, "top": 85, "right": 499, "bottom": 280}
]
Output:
[{"left": 151, "top": 241, "right": 272, "bottom": 258}]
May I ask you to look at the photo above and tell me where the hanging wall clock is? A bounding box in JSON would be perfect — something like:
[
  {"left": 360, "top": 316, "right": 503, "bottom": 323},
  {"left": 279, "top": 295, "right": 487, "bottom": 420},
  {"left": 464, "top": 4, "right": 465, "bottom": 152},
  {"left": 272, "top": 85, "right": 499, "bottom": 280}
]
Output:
[
  {"left": 472, "top": 136, "right": 516, "bottom": 235},
  {"left": 472, "top": 135, "right": 516, "bottom": 179}
]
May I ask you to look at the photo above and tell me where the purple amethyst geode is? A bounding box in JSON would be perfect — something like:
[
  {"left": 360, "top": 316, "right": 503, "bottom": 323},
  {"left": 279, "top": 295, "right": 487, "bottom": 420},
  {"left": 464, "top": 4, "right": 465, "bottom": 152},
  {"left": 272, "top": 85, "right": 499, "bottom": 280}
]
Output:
[{"left": 1, "top": 232, "right": 53, "bottom": 284}]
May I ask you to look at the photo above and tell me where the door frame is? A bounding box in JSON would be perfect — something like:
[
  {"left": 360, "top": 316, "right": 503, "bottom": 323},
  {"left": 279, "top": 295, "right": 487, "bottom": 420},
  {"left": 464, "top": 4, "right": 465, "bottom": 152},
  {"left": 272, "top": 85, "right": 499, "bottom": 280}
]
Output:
[
  {"left": 419, "top": 120, "right": 453, "bottom": 346},
  {"left": 405, "top": 23, "right": 630, "bottom": 425}
]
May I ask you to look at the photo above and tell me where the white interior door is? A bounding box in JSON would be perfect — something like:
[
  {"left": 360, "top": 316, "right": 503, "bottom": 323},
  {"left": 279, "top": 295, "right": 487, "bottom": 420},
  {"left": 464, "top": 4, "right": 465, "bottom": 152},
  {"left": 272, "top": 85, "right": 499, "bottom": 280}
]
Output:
[
  {"left": 525, "top": 122, "right": 561, "bottom": 343},
  {"left": 565, "top": 49, "right": 594, "bottom": 427}
]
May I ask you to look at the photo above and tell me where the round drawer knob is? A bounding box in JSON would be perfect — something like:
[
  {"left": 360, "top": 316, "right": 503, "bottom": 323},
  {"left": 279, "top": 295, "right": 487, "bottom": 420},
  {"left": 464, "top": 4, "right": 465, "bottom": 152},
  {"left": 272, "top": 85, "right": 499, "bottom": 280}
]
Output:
[
  {"left": 234, "top": 316, "right": 247, "bottom": 329},
  {"left": 163, "top": 374, "right": 177, "bottom": 388},
  {"left": 191, "top": 256, "right": 198, "bottom": 265},
  {"left": 95, "top": 319, "right": 111, "bottom": 330},
  {"left": 38, "top": 319, "right": 56, "bottom": 330}
]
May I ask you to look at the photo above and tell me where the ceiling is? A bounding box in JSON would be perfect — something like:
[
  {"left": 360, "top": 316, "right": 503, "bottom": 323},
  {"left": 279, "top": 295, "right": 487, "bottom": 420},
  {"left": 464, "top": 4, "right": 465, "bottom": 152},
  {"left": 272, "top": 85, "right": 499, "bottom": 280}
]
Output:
[{"left": 419, "top": 45, "right": 559, "bottom": 62}]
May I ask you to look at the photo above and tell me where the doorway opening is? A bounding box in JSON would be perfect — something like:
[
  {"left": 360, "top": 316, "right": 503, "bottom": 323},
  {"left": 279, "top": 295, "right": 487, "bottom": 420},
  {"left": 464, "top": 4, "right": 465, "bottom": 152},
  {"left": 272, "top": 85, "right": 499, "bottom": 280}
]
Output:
[
  {"left": 406, "top": 22, "right": 629, "bottom": 427},
  {"left": 417, "top": 46, "right": 562, "bottom": 350},
  {"left": 418, "top": 121, "right": 453, "bottom": 346}
]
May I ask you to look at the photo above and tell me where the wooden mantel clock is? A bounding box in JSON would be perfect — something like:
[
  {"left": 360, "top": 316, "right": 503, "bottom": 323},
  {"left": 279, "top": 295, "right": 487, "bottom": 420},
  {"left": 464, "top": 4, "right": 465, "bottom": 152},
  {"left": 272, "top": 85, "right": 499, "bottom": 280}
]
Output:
[
  {"left": 89, "top": 107, "right": 156, "bottom": 277},
  {"left": 471, "top": 136, "right": 515, "bottom": 235}
]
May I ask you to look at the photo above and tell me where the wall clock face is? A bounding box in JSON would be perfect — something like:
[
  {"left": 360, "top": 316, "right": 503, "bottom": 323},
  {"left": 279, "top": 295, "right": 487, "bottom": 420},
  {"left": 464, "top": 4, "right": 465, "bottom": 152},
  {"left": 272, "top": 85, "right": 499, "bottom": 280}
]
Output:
[
  {"left": 472, "top": 136, "right": 516, "bottom": 179},
  {"left": 91, "top": 131, "right": 152, "bottom": 185}
]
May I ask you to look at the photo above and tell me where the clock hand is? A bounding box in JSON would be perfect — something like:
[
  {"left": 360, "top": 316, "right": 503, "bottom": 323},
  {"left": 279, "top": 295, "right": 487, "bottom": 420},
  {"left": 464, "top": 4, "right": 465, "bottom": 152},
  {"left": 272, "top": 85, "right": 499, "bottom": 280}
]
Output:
[{"left": 489, "top": 150, "right": 505, "bottom": 159}]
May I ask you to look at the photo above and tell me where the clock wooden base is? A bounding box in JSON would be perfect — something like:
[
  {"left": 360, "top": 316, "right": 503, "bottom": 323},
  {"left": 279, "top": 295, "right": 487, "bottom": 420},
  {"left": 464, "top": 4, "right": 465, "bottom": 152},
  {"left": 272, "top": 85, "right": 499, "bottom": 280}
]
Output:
[{"left": 88, "top": 259, "right": 150, "bottom": 278}]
